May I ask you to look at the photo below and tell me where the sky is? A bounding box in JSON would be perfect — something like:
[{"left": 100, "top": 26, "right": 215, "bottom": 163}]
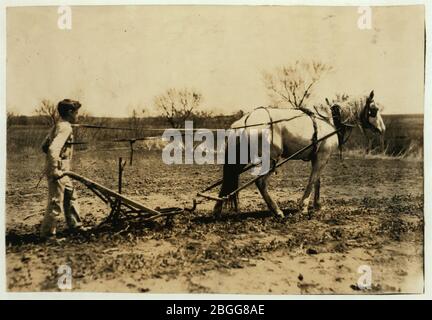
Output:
[{"left": 6, "top": 5, "right": 425, "bottom": 117}]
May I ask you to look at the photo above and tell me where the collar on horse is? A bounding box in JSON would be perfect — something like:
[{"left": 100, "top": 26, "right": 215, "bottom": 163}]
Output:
[
  {"left": 243, "top": 107, "right": 274, "bottom": 144},
  {"left": 246, "top": 106, "right": 320, "bottom": 160},
  {"left": 243, "top": 106, "right": 279, "bottom": 169},
  {"left": 244, "top": 106, "right": 275, "bottom": 156},
  {"left": 307, "top": 112, "right": 319, "bottom": 155},
  {"left": 330, "top": 104, "right": 355, "bottom": 160}
]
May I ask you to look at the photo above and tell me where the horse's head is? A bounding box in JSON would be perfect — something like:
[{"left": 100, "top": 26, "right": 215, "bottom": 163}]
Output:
[{"left": 360, "top": 90, "right": 386, "bottom": 135}]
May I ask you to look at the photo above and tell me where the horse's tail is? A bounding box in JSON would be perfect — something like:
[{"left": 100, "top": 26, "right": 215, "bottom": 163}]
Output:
[
  {"left": 218, "top": 162, "right": 246, "bottom": 210},
  {"left": 219, "top": 135, "right": 249, "bottom": 210}
]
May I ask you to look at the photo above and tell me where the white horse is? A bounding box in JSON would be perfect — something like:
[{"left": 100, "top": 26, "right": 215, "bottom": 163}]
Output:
[{"left": 213, "top": 90, "right": 386, "bottom": 218}]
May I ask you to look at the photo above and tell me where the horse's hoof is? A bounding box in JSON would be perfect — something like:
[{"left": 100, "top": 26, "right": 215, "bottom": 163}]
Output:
[
  {"left": 274, "top": 210, "right": 284, "bottom": 218},
  {"left": 296, "top": 199, "right": 307, "bottom": 212},
  {"left": 213, "top": 203, "right": 223, "bottom": 219},
  {"left": 300, "top": 206, "right": 309, "bottom": 215}
]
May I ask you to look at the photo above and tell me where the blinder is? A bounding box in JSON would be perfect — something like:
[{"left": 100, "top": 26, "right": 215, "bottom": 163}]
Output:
[
  {"left": 368, "top": 105, "right": 378, "bottom": 118},
  {"left": 361, "top": 95, "right": 378, "bottom": 129}
]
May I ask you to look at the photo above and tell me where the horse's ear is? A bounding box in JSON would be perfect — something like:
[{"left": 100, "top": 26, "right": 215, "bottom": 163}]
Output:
[
  {"left": 368, "top": 90, "right": 374, "bottom": 100},
  {"left": 325, "top": 98, "right": 331, "bottom": 106}
]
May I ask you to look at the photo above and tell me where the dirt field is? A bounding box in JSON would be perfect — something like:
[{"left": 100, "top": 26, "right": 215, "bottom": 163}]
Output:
[{"left": 5, "top": 149, "right": 424, "bottom": 294}]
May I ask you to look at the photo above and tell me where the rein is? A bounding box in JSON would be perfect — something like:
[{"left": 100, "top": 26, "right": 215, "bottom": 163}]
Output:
[{"left": 231, "top": 114, "right": 304, "bottom": 130}]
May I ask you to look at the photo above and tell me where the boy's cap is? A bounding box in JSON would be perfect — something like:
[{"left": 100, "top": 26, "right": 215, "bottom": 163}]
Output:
[{"left": 57, "top": 99, "right": 81, "bottom": 113}]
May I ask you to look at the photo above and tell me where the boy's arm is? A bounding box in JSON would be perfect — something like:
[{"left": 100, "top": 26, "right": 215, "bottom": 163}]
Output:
[{"left": 47, "top": 123, "right": 72, "bottom": 176}]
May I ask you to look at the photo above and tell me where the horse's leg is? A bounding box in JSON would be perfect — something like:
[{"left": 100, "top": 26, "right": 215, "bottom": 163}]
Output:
[
  {"left": 213, "top": 200, "right": 223, "bottom": 218},
  {"left": 255, "top": 175, "right": 284, "bottom": 218},
  {"left": 359, "top": 125, "right": 370, "bottom": 154},
  {"left": 298, "top": 152, "right": 331, "bottom": 215},
  {"left": 313, "top": 177, "right": 321, "bottom": 210},
  {"left": 297, "top": 159, "right": 318, "bottom": 214},
  {"left": 367, "top": 135, "right": 372, "bottom": 153}
]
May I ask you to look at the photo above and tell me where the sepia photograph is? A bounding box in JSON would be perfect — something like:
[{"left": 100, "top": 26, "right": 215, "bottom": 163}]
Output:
[{"left": 4, "top": 3, "right": 425, "bottom": 294}]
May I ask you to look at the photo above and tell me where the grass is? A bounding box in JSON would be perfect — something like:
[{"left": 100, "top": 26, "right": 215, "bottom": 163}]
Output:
[{"left": 344, "top": 144, "right": 423, "bottom": 162}]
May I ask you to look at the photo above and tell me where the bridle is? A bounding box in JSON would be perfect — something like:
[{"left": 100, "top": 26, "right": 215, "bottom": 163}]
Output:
[
  {"left": 360, "top": 97, "right": 380, "bottom": 133},
  {"left": 330, "top": 95, "right": 382, "bottom": 159}
]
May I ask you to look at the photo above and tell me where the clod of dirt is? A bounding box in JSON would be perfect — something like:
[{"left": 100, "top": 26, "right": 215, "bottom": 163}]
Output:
[
  {"left": 333, "top": 242, "right": 348, "bottom": 253},
  {"left": 350, "top": 284, "right": 361, "bottom": 291},
  {"left": 306, "top": 248, "right": 318, "bottom": 255},
  {"left": 371, "top": 284, "right": 383, "bottom": 292}
]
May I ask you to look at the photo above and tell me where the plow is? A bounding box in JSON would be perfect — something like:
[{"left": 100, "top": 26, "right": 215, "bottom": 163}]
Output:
[{"left": 61, "top": 171, "right": 184, "bottom": 227}]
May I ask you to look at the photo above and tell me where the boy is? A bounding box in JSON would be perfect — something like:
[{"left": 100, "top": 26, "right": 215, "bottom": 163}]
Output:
[{"left": 40, "top": 99, "right": 85, "bottom": 238}]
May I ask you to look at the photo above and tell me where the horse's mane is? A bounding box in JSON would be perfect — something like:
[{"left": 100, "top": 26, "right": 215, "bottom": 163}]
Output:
[
  {"left": 338, "top": 97, "right": 366, "bottom": 124},
  {"left": 327, "top": 95, "right": 376, "bottom": 125}
]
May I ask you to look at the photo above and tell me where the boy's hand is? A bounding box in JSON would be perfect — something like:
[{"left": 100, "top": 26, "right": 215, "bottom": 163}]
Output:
[{"left": 53, "top": 168, "right": 64, "bottom": 180}]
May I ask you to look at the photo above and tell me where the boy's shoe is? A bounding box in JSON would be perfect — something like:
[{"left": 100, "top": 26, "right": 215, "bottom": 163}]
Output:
[
  {"left": 40, "top": 233, "right": 66, "bottom": 244},
  {"left": 40, "top": 229, "right": 56, "bottom": 240},
  {"left": 68, "top": 224, "right": 91, "bottom": 234}
]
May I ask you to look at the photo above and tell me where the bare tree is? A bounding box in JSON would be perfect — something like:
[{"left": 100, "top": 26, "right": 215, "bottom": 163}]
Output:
[
  {"left": 263, "top": 61, "right": 333, "bottom": 114},
  {"left": 34, "top": 99, "right": 58, "bottom": 126},
  {"left": 154, "top": 88, "right": 203, "bottom": 128},
  {"left": 333, "top": 93, "right": 350, "bottom": 103}
]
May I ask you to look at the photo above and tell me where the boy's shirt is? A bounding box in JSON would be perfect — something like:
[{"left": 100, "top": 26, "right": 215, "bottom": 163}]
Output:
[{"left": 42, "top": 119, "right": 74, "bottom": 174}]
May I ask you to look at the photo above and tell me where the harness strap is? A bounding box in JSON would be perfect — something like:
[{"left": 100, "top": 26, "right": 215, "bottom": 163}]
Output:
[
  {"left": 231, "top": 115, "right": 303, "bottom": 130},
  {"left": 331, "top": 105, "right": 343, "bottom": 159},
  {"left": 245, "top": 106, "right": 319, "bottom": 161},
  {"left": 294, "top": 106, "right": 318, "bottom": 158},
  {"left": 260, "top": 107, "right": 274, "bottom": 150},
  {"left": 310, "top": 114, "right": 318, "bottom": 155},
  {"left": 243, "top": 106, "right": 276, "bottom": 165}
]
